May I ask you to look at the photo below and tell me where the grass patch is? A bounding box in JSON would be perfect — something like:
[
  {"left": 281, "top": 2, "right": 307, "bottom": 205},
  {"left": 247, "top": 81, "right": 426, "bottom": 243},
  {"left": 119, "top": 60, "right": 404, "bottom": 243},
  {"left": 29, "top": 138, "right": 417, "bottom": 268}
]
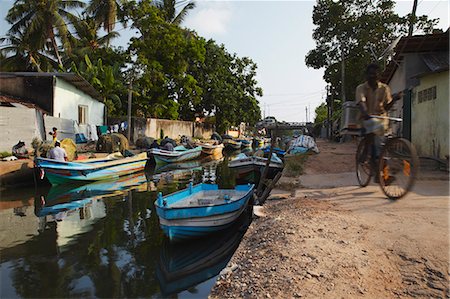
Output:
[
  {"left": 0, "top": 151, "right": 12, "bottom": 159},
  {"left": 283, "top": 153, "right": 311, "bottom": 177}
]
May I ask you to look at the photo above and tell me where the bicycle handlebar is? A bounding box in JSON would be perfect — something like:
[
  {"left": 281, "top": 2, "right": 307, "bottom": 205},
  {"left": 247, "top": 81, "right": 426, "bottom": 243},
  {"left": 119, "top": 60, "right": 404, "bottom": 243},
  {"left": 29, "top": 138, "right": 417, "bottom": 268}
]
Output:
[{"left": 370, "top": 115, "right": 403, "bottom": 122}]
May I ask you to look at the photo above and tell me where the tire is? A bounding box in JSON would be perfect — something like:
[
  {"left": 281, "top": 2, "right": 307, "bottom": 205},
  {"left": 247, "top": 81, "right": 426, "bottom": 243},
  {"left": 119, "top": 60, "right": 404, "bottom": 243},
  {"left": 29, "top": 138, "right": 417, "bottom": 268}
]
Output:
[
  {"left": 378, "top": 138, "right": 419, "bottom": 199},
  {"left": 356, "top": 136, "right": 373, "bottom": 187}
]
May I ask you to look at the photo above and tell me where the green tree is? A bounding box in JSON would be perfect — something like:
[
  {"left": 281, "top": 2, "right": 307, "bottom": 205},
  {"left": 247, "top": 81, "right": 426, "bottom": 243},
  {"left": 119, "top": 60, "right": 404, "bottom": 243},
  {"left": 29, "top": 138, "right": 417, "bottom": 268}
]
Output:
[
  {"left": 314, "top": 102, "right": 327, "bottom": 124},
  {"left": 191, "top": 40, "right": 262, "bottom": 133},
  {"left": 86, "top": 0, "right": 123, "bottom": 33},
  {"left": 305, "top": 0, "right": 438, "bottom": 102},
  {"left": 0, "top": 30, "right": 57, "bottom": 72},
  {"left": 155, "top": 0, "right": 196, "bottom": 25},
  {"left": 68, "top": 16, "right": 119, "bottom": 59},
  {"left": 6, "top": 0, "right": 85, "bottom": 67},
  {"left": 127, "top": 0, "right": 205, "bottom": 119}
]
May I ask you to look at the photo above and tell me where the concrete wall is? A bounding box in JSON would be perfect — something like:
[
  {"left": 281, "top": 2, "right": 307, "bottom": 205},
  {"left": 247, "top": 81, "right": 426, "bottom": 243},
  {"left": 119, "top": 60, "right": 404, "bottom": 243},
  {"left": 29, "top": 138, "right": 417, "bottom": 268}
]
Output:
[
  {"left": 387, "top": 53, "right": 433, "bottom": 136},
  {"left": 44, "top": 116, "right": 77, "bottom": 141},
  {"left": 194, "top": 123, "right": 214, "bottom": 139},
  {"left": 145, "top": 118, "right": 193, "bottom": 139},
  {"left": 53, "top": 77, "right": 105, "bottom": 126},
  {"left": 0, "top": 106, "right": 39, "bottom": 152},
  {"left": 108, "top": 117, "right": 215, "bottom": 142},
  {"left": 411, "top": 71, "right": 449, "bottom": 159}
]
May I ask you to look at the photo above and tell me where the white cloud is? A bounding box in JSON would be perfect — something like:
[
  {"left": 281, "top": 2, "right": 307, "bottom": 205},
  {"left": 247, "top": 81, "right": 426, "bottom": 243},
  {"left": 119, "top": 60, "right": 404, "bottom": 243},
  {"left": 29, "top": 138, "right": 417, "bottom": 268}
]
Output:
[{"left": 184, "top": 2, "right": 232, "bottom": 36}]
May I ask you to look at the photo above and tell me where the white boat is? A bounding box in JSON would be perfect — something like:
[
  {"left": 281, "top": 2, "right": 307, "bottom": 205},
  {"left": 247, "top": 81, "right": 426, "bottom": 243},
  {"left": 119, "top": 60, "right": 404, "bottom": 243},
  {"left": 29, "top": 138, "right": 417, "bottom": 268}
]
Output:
[
  {"left": 228, "top": 153, "right": 284, "bottom": 178},
  {"left": 149, "top": 146, "right": 202, "bottom": 164}
]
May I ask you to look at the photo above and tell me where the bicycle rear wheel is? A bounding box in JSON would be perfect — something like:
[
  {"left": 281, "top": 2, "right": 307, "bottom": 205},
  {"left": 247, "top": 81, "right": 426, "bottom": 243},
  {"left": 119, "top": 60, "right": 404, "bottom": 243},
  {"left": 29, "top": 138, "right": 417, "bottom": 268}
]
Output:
[
  {"left": 379, "top": 138, "right": 419, "bottom": 199},
  {"left": 356, "top": 136, "right": 372, "bottom": 187}
]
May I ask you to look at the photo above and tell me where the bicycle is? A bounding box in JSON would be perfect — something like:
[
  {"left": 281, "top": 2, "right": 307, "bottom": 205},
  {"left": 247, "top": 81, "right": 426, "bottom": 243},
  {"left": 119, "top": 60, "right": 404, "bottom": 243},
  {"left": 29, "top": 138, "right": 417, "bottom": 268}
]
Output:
[{"left": 355, "top": 115, "right": 419, "bottom": 200}]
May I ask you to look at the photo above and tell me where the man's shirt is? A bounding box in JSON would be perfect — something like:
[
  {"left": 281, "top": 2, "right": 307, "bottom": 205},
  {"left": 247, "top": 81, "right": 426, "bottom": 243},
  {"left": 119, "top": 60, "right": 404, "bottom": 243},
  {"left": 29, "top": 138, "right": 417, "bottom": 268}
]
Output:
[
  {"left": 355, "top": 81, "right": 393, "bottom": 116},
  {"left": 47, "top": 147, "right": 67, "bottom": 161}
]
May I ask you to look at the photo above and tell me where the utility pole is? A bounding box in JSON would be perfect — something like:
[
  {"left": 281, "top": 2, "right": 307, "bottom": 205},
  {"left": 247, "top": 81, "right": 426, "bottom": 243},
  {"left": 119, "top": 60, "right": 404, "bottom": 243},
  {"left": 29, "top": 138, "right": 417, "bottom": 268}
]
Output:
[
  {"left": 330, "top": 86, "right": 334, "bottom": 140},
  {"left": 305, "top": 106, "right": 308, "bottom": 123},
  {"left": 326, "top": 85, "right": 330, "bottom": 139},
  {"left": 408, "top": 0, "right": 418, "bottom": 36},
  {"left": 308, "top": 104, "right": 311, "bottom": 124},
  {"left": 127, "top": 80, "right": 133, "bottom": 142},
  {"left": 341, "top": 46, "right": 346, "bottom": 103}
]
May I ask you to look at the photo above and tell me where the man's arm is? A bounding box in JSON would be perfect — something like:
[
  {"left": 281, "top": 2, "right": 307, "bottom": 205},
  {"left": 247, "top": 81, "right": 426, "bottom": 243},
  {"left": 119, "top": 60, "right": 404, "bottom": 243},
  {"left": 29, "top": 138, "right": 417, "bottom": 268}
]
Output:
[
  {"left": 355, "top": 85, "right": 370, "bottom": 120},
  {"left": 383, "top": 86, "right": 402, "bottom": 111}
]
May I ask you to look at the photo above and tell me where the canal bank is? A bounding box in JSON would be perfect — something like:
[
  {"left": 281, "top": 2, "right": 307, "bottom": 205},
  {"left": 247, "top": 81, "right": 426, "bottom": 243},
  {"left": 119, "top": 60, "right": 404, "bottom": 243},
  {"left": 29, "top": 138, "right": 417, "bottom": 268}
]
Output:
[{"left": 210, "top": 140, "right": 449, "bottom": 298}]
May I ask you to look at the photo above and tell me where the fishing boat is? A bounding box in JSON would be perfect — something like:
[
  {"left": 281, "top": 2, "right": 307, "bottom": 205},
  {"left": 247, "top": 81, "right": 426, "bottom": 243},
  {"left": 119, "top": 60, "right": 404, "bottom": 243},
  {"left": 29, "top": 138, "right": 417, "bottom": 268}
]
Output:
[
  {"left": 223, "top": 139, "right": 242, "bottom": 150},
  {"left": 155, "top": 183, "right": 254, "bottom": 240},
  {"left": 229, "top": 153, "right": 284, "bottom": 178},
  {"left": 199, "top": 142, "right": 224, "bottom": 155},
  {"left": 149, "top": 146, "right": 202, "bottom": 164},
  {"left": 36, "top": 152, "right": 148, "bottom": 185}
]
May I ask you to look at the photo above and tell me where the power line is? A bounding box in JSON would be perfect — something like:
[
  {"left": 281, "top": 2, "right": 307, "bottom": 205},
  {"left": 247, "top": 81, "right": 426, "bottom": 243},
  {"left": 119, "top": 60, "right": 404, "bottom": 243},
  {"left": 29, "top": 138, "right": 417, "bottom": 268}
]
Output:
[{"left": 263, "top": 90, "right": 324, "bottom": 97}]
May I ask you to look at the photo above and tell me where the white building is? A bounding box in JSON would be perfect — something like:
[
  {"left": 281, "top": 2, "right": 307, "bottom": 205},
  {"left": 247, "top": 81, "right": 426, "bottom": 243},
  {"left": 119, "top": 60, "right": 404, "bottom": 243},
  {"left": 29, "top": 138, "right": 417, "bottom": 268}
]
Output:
[{"left": 0, "top": 72, "right": 105, "bottom": 151}]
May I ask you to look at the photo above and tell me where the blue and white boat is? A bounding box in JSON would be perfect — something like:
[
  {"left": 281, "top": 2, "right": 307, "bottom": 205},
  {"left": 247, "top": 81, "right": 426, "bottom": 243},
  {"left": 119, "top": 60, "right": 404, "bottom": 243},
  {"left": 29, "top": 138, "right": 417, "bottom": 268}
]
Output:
[
  {"left": 149, "top": 146, "right": 202, "bottom": 164},
  {"left": 261, "top": 146, "right": 287, "bottom": 158},
  {"left": 155, "top": 183, "right": 254, "bottom": 240}
]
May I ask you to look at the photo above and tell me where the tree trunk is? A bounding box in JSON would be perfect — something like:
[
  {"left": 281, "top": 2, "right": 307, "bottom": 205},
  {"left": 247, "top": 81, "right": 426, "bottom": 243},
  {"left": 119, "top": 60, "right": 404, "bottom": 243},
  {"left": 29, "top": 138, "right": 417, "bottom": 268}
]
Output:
[{"left": 49, "top": 29, "right": 63, "bottom": 67}]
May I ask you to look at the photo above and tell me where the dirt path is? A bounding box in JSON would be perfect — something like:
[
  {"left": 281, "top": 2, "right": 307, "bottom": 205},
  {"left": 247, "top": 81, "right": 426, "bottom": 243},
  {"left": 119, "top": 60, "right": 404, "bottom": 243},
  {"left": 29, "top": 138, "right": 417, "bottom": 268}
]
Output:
[{"left": 210, "top": 139, "right": 449, "bottom": 298}]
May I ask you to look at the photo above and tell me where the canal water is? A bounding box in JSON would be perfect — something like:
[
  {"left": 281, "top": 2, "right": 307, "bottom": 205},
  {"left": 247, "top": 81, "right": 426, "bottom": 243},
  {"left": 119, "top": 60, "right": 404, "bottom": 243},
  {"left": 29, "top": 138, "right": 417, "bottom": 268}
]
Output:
[{"left": 0, "top": 152, "right": 257, "bottom": 298}]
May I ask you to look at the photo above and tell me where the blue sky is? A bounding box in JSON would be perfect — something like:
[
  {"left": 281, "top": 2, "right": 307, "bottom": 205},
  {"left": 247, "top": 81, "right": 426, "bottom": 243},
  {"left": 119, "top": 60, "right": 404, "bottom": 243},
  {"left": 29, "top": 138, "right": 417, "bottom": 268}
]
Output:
[{"left": 0, "top": 0, "right": 448, "bottom": 122}]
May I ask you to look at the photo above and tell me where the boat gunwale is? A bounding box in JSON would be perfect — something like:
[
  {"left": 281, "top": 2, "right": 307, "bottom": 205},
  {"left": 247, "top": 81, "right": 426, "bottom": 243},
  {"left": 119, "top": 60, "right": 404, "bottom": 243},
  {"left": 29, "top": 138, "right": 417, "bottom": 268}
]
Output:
[
  {"left": 155, "top": 183, "right": 254, "bottom": 211},
  {"left": 36, "top": 154, "right": 148, "bottom": 171}
]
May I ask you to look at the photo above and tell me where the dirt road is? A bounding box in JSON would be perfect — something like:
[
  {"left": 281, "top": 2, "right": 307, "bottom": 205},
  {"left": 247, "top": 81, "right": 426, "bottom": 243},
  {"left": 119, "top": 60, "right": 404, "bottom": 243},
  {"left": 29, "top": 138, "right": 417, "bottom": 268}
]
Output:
[{"left": 210, "top": 140, "right": 449, "bottom": 298}]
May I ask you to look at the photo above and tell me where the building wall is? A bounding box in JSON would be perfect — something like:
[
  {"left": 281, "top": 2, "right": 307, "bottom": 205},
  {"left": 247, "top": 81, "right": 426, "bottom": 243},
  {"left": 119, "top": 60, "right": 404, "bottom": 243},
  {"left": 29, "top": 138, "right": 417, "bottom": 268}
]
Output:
[
  {"left": 411, "top": 71, "right": 449, "bottom": 159},
  {"left": 53, "top": 77, "right": 104, "bottom": 126},
  {"left": 145, "top": 118, "right": 193, "bottom": 139},
  {"left": 108, "top": 117, "right": 215, "bottom": 142},
  {"left": 0, "top": 106, "right": 39, "bottom": 152}
]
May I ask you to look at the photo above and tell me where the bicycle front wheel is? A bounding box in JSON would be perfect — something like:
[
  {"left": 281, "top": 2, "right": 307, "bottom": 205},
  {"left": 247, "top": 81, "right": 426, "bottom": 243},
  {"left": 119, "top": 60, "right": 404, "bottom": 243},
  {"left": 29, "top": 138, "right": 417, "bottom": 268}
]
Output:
[
  {"left": 379, "top": 138, "right": 419, "bottom": 199},
  {"left": 356, "top": 136, "right": 373, "bottom": 187}
]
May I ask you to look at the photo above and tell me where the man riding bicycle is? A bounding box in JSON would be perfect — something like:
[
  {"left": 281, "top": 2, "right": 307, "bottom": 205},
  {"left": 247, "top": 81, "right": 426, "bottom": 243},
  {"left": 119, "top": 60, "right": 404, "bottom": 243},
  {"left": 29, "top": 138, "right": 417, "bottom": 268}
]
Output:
[{"left": 355, "top": 63, "right": 402, "bottom": 182}]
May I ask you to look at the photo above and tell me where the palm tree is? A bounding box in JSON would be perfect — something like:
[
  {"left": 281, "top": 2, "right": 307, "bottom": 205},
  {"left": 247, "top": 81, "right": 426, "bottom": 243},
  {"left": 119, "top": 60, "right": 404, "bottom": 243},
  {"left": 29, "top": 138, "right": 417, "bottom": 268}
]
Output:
[
  {"left": 0, "top": 30, "right": 57, "bottom": 72},
  {"left": 86, "top": 0, "right": 122, "bottom": 33},
  {"left": 156, "top": 0, "right": 196, "bottom": 26},
  {"left": 6, "top": 0, "right": 85, "bottom": 68},
  {"left": 69, "top": 16, "right": 119, "bottom": 57}
]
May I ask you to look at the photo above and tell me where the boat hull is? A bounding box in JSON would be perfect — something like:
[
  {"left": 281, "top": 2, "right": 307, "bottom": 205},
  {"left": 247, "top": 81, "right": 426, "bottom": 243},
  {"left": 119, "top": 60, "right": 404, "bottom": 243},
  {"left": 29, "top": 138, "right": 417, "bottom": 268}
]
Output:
[
  {"left": 150, "top": 147, "right": 202, "bottom": 163},
  {"left": 41, "top": 159, "right": 147, "bottom": 185},
  {"left": 36, "top": 154, "right": 148, "bottom": 185},
  {"left": 201, "top": 146, "right": 224, "bottom": 155}
]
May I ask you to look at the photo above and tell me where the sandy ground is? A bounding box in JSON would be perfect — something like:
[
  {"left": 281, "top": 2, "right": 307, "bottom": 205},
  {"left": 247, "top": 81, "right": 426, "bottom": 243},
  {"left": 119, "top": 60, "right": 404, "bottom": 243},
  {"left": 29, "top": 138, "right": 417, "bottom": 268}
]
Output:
[{"left": 210, "top": 139, "right": 449, "bottom": 298}]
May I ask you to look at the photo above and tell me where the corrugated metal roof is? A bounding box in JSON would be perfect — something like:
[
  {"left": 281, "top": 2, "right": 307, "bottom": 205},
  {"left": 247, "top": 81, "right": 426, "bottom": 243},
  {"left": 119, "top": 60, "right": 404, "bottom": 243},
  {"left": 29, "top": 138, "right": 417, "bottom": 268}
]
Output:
[
  {"left": 0, "top": 72, "right": 103, "bottom": 102},
  {"left": 380, "top": 30, "right": 449, "bottom": 83},
  {"left": 420, "top": 52, "right": 449, "bottom": 72}
]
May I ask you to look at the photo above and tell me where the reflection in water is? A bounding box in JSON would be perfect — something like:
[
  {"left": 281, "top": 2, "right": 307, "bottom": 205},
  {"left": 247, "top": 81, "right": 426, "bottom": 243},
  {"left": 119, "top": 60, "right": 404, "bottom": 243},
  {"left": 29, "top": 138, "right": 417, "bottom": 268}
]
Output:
[
  {"left": 0, "top": 155, "right": 252, "bottom": 298},
  {"left": 157, "top": 211, "right": 251, "bottom": 296}
]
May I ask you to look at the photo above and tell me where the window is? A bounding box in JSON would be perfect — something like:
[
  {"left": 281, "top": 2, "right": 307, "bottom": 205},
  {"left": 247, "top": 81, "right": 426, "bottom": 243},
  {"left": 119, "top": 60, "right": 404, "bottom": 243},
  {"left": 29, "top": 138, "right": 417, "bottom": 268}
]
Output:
[
  {"left": 418, "top": 86, "right": 437, "bottom": 103},
  {"left": 78, "top": 105, "right": 88, "bottom": 124}
]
